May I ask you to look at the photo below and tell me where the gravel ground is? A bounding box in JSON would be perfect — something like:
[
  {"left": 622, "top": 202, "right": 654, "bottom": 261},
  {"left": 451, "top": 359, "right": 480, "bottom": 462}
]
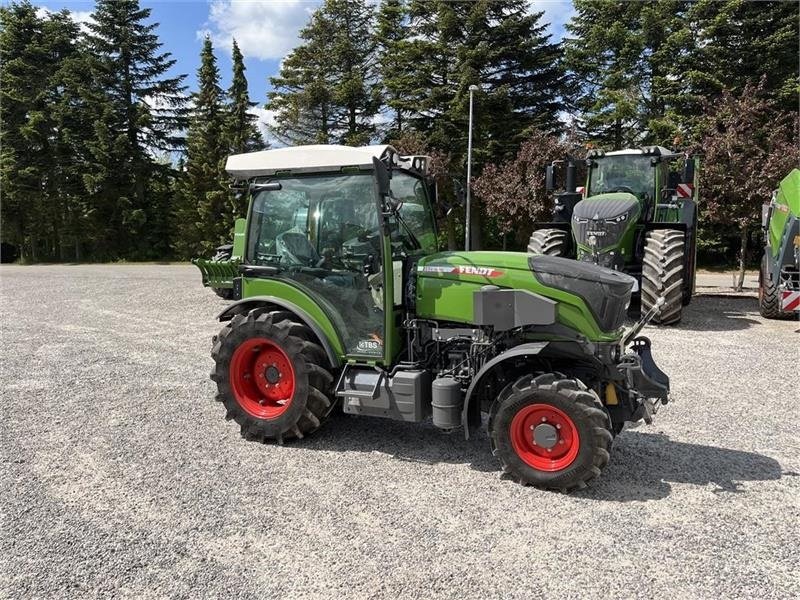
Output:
[{"left": 1, "top": 264, "right": 798, "bottom": 599}]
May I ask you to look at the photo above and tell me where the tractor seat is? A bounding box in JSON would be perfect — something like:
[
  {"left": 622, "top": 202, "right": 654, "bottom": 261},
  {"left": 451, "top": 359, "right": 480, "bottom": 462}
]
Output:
[{"left": 276, "top": 230, "right": 320, "bottom": 266}]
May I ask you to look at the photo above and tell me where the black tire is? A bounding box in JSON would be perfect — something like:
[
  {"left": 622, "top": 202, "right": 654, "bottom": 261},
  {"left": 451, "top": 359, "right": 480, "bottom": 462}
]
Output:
[
  {"left": 211, "top": 308, "right": 335, "bottom": 443},
  {"left": 641, "top": 229, "right": 685, "bottom": 325},
  {"left": 213, "top": 287, "right": 234, "bottom": 300},
  {"left": 489, "top": 373, "right": 613, "bottom": 491},
  {"left": 759, "top": 253, "right": 788, "bottom": 319},
  {"left": 528, "top": 228, "right": 567, "bottom": 256}
]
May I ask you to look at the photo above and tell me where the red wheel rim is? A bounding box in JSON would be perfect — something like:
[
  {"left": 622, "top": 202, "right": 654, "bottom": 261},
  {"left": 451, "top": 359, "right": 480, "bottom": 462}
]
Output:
[
  {"left": 229, "top": 337, "right": 295, "bottom": 419},
  {"left": 509, "top": 403, "right": 580, "bottom": 472}
]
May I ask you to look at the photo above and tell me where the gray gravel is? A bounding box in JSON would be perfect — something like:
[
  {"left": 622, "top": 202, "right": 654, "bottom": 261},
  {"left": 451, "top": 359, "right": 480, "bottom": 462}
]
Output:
[{"left": 1, "top": 264, "right": 798, "bottom": 599}]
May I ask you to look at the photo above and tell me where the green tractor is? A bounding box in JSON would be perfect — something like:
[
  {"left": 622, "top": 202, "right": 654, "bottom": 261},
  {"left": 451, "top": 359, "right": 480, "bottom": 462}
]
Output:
[
  {"left": 207, "top": 144, "right": 671, "bottom": 490},
  {"left": 759, "top": 168, "right": 800, "bottom": 318},
  {"left": 528, "top": 147, "right": 699, "bottom": 325}
]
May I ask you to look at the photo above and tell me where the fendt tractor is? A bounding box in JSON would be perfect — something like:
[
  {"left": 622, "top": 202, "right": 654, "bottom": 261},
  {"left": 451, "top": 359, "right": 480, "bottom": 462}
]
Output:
[
  {"left": 760, "top": 168, "right": 800, "bottom": 318},
  {"left": 204, "top": 144, "right": 671, "bottom": 491},
  {"left": 528, "top": 147, "right": 699, "bottom": 325}
]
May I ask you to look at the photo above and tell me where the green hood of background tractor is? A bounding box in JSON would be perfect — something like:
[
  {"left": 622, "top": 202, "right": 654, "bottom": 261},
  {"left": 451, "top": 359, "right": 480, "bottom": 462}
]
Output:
[
  {"left": 415, "top": 251, "right": 633, "bottom": 341},
  {"left": 571, "top": 192, "right": 641, "bottom": 263}
]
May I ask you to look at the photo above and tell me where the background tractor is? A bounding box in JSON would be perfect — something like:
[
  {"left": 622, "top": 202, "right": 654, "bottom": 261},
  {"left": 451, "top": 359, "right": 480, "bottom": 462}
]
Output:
[
  {"left": 207, "top": 144, "right": 670, "bottom": 491},
  {"left": 528, "top": 147, "right": 699, "bottom": 325},
  {"left": 759, "top": 168, "right": 800, "bottom": 318}
]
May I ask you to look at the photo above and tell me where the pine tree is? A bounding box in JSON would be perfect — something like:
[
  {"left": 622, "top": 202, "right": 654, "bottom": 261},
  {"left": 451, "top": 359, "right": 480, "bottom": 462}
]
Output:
[
  {"left": 687, "top": 0, "right": 798, "bottom": 115},
  {"left": 227, "top": 39, "right": 266, "bottom": 155},
  {"left": 172, "top": 36, "right": 229, "bottom": 258},
  {"left": 82, "top": 0, "right": 187, "bottom": 259},
  {"left": 375, "top": 0, "right": 410, "bottom": 138},
  {"left": 393, "top": 0, "right": 565, "bottom": 248},
  {"left": 267, "top": 0, "right": 380, "bottom": 146},
  {"left": 399, "top": 0, "right": 564, "bottom": 162},
  {"left": 0, "top": 3, "right": 91, "bottom": 261},
  {"left": 564, "top": 1, "right": 651, "bottom": 149}
]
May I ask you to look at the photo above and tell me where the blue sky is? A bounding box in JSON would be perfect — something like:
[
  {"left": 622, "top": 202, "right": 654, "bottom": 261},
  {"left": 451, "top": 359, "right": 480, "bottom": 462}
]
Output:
[{"left": 26, "top": 0, "right": 575, "bottom": 135}]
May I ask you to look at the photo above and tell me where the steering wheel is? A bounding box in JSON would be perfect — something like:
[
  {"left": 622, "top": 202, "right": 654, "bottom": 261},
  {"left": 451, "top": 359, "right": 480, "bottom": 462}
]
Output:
[{"left": 608, "top": 186, "right": 636, "bottom": 195}]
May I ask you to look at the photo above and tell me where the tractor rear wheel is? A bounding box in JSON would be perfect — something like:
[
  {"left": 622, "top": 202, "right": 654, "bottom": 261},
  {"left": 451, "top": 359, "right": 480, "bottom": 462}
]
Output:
[
  {"left": 528, "top": 228, "right": 567, "bottom": 256},
  {"left": 211, "top": 308, "right": 334, "bottom": 443},
  {"left": 759, "top": 254, "right": 787, "bottom": 319},
  {"left": 489, "top": 373, "right": 612, "bottom": 491},
  {"left": 642, "top": 229, "right": 685, "bottom": 325}
]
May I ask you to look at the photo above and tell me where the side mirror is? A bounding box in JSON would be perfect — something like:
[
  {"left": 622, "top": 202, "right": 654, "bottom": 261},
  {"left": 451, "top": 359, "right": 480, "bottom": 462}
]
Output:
[
  {"left": 682, "top": 158, "right": 695, "bottom": 184},
  {"left": 373, "top": 157, "right": 392, "bottom": 200},
  {"left": 545, "top": 165, "right": 555, "bottom": 192},
  {"left": 250, "top": 181, "right": 282, "bottom": 192}
]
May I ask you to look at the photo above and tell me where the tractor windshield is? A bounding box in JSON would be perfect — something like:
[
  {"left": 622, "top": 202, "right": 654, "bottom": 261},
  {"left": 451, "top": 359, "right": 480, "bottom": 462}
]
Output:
[{"left": 589, "top": 155, "right": 654, "bottom": 199}]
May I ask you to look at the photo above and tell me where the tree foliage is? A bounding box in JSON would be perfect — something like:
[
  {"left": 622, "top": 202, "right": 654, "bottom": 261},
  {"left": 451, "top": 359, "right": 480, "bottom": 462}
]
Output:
[
  {"left": 172, "top": 36, "right": 229, "bottom": 258},
  {"left": 227, "top": 39, "right": 266, "bottom": 156},
  {"left": 693, "top": 80, "right": 799, "bottom": 288},
  {"left": 267, "top": 0, "right": 380, "bottom": 146},
  {"left": 472, "top": 130, "right": 579, "bottom": 247}
]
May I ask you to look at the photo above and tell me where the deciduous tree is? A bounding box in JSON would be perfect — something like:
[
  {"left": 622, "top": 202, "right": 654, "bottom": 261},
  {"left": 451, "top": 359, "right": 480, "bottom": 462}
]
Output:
[{"left": 694, "top": 81, "right": 799, "bottom": 290}]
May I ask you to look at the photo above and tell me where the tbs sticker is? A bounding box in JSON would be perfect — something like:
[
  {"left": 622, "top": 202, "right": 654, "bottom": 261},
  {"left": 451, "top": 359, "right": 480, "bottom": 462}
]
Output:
[{"left": 356, "top": 335, "right": 383, "bottom": 355}]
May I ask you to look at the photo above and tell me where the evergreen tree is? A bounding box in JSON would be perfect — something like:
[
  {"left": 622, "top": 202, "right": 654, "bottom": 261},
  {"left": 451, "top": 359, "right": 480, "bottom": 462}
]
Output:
[
  {"left": 399, "top": 0, "right": 564, "bottom": 162},
  {"left": 0, "top": 3, "right": 91, "bottom": 261},
  {"left": 172, "top": 36, "right": 229, "bottom": 258},
  {"left": 565, "top": 1, "right": 654, "bottom": 148},
  {"left": 395, "top": 0, "right": 565, "bottom": 248},
  {"left": 227, "top": 39, "right": 266, "bottom": 155},
  {"left": 267, "top": 0, "right": 380, "bottom": 146},
  {"left": 686, "top": 0, "right": 798, "bottom": 115},
  {"left": 375, "top": 0, "right": 411, "bottom": 138},
  {"left": 82, "top": 0, "right": 187, "bottom": 259}
]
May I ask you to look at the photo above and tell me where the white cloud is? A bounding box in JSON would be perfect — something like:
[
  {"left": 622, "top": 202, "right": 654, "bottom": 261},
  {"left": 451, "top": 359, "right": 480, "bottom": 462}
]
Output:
[
  {"left": 199, "top": 0, "right": 320, "bottom": 61},
  {"left": 36, "top": 6, "right": 95, "bottom": 32},
  {"left": 529, "top": 0, "right": 576, "bottom": 41},
  {"left": 248, "top": 106, "right": 281, "bottom": 147}
]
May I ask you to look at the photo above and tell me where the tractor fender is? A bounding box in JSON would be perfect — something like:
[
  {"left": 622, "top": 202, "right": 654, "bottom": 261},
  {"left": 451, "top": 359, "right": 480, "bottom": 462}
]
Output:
[
  {"left": 217, "top": 296, "right": 341, "bottom": 368},
  {"left": 461, "top": 342, "right": 549, "bottom": 439}
]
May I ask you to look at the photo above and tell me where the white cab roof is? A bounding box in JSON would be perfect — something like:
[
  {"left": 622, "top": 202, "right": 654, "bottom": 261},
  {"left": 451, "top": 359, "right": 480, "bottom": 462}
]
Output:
[
  {"left": 605, "top": 146, "right": 674, "bottom": 156},
  {"left": 226, "top": 144, "right": 397, "bottom": 179}
]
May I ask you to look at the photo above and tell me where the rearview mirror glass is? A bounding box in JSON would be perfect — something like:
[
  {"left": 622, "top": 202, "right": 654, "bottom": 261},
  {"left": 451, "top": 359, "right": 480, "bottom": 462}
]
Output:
[
  {"left": 373, "top": 157, "right": 392, "bottom": 199},
  {"left": 545, "top": 165, "right": 555, "bottom": 191}
]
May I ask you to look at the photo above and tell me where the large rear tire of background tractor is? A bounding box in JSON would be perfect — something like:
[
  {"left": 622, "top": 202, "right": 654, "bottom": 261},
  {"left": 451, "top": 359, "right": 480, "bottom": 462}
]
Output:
[
  {"left": 489, "top": 373, "right": 612, "bottom": 491},
  {"left": 211, "top": 308, "right": 335, "bottom": 443},
  {"left": 758, "top": 254, "right": 788, "bottom": 319},
  {"left": 642, "top": 229, "right": 685, "bottom": 325},
  {"left": 527, "top": 229, "right": 567, "bottom": 256}
]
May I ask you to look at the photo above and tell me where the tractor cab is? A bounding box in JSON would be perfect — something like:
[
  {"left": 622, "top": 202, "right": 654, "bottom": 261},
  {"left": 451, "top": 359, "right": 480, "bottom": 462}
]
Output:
[{"left": 227, "top": 145, "right": 438, "bottom": 362}]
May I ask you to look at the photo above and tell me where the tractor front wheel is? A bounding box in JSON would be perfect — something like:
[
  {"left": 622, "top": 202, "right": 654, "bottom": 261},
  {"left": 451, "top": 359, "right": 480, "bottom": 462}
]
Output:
[
  {"left": 489, "top": 374, "right": 612, "bottom": 491},
  {"left": 528, "top": 228, "right": 567, "bottom": 256},
  {"left": 211, "top": 308, "right": 334, "bottom": 443},
  {"left": 642, "top": 229, "right": 685, "bottom": 325}
]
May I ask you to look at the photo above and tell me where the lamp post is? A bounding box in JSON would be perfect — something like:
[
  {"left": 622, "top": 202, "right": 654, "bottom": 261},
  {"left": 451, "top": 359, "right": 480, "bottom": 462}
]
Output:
[{"left": 465, "top": 84, "right": 479, "bottom": 251}]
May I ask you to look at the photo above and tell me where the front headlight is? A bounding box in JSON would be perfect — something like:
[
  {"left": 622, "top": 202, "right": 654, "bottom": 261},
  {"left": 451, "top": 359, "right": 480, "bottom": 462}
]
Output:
[{"left": 606, "top": 213, "right": 627, "bottom": 223}]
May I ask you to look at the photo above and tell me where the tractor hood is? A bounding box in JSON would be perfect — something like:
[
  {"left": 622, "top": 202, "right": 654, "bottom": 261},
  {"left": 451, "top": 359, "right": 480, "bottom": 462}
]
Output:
[
  {"left": 575, "top": 193, "right": 640, "bottom": 219},
  {"left": 571, "top": 194, "right": 641, "bottom": 267},
  {"left": 414, "top": 251, "right": 634, "bottom": 338}
]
